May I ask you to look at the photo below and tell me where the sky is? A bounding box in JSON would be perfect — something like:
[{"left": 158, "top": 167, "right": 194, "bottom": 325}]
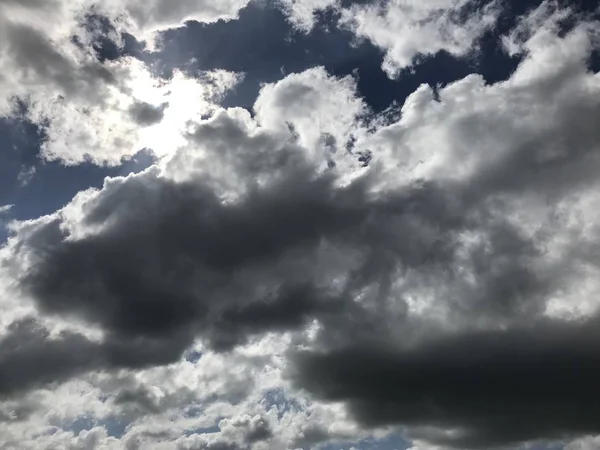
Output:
[{"left": 0, "top": 0, "right": 600, "bottom": 449}]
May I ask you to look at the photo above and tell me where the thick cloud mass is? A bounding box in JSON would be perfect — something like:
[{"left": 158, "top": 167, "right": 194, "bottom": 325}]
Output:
[
  {"left": 17, "top": 168, "right": 365, "bottom": 351},
  {"left": 0, "top": 318, "right": 100, "bottom": 396},
  {"left": 283, "top": 6, "right": 600, "bottom": 447},
  {"left": 292, "top": 316, "right": 600, "bottom": 448},
  {"left": 2, "top": 0, "right": 600, "bottom": 449}
]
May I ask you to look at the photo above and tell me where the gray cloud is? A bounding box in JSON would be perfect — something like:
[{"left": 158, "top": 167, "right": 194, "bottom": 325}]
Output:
[
  {"left": 6, "top": 152, "right": 566, "bottom": 404},
  {"left": 1, "top": 21, "right": 117, "bottom": 101},
  {"left": 128, "top": 101, "right": 167, "bottom": 126},
  {"left": 291, "top": 315, "right": 600, "bottom": 448},
  {"left": 0, "top": 399, "right": 38, "bottom": 423},
  {"left": 8, "top": 97, "right": 594, "bottom": 400},
  {"left": 0, "top": 318, "right": 101, "bottom": 396},
  {"left": 16, "top": 168, "right": 366, "bottom": 349},
  {"left": 0, "top": 315, "right": 202, "bottom": 397}
]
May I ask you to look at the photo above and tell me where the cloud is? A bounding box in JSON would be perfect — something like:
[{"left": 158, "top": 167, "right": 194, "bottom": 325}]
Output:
[
  {"left": 276, "top": 0, "right": 338, "bottom": 31},
  {"left": 566, "top": 436, "right": 600, "bottom": 450},
  {"left": 339, "top": 0, "right": 501, "bottom": 76},
  {"left": 1, "top": 426, "right": 121, "bottom": 450},
  {"left": 275, "top": 0, "right": 501, "bottom": 76},
  {"left": 0, "top": 318, "right": 101, "bottom": 397},
  {"left": 176, "top": 414, "right": 272, "bottom": 450},
  {"left": 0, "top": 314, "right": 222, "bottom": 396},
  {"left": 10, "top": 165, "right": 363, "bottom": 355},
  {"left": 0, "top": 205, "right": 13, "bottom": 214},
  {"left": 0, "top": 0, "right": 242, "bottom": 165},
  {"left": 0, "top": 0, "right": 508, "bottom": 166},
  {"left": 128, "top": 100, "right": 168, "bottom": 126},
  {"left": 1, "top": 1, "right": 600, "bottom": 449},
  {"left": 113, "top": 0, "right": 251, "bottom": 38},
  {"left": 291, "top": 315, "right": 600, "bottom": 448},
  {"left": 253, "top": 66, "right": 366, "bottom": 156},
  {"left": 0, "top": 70, "right": 373, "bottom": 396},
  {"left": 284, "top": 4, "right": 600, "bottom": 448}
]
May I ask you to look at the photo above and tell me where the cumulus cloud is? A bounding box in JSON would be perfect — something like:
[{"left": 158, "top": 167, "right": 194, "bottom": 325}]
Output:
[
  {"left": 11, "top": 164, "right": 364, "bottom": 354},
  {"left": 340, "top": 0, "right": 501, "bottom": 76},
  {"left": 0, "top": 0, "right": 242, "bottom": 165},
  {"left": 276, "top": 0, "right": 338, "bottom": 31},
  {"left": 285, "top": 3, "right": 600, "bottom": 448},
  {"left": 106, "top": 0, "right": 251, "bottom": 38},
  {"left": 1, "top": 1, "right": 600, "bottom": 449},
  {"left": 253, "top": 67, "right": 366, "bottom": 154},
  {"left": 0, "top": 69, "right": 370, "bottom": 398},
  {"left": 277, "top": 0, "right": 501, "bottom": 75},
  {"left": 0, "top": 318, "right": 100, "bottom": 396},
  {"left": 0, "top": 0, "right": 505, "bottom": 166},
  {"left": 292, "top": 316, "right": 600, "bottom": 448},
  {"left": 176, "top": 414, "right": 272, "bottom": 450}
]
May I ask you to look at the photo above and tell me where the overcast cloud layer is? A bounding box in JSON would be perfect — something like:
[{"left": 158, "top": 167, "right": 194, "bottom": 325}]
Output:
[{"left": 1, "top": 0, "right": 600, "bottom": 449}]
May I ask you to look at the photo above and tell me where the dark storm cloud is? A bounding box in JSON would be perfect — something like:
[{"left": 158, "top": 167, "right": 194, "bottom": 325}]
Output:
[
  {"left": 14, "top": 166, "right": 368, "bottom": 353},
  {"left": 9, "top": 164, "right": 561, "bottom": 394},
  {"left": 0, "top": 316, "right": 201, "bottom": 396},
  {"left": 0, "top": 318, "right": 101, "bottom": 396},
  {"left": 206, "top": 283, "right": 344, "bottom": 352},
  {"left": 291, "top": 315, "right": 600, "bottom": 448}
]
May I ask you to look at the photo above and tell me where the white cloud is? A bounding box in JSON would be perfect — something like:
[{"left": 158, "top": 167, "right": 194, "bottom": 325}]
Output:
[
  {"left": 0, "top": 0, "right": 243, "bottom": 166},
  {"left": 566, "top": 436, "right": 600, "bottom": 450},
  {"left": 0, "top": 0, "right": 507, "bottom": 167},
  {"left": 276, "top": 0, "right": 501, "bottom": 74},
  {"left": 277, "top": 0, "right": 338, "bottom": 31},
  {"left": 105, "top": 0, "right": 250, "bottom": 39},
  {"left": 339, "top": 0, "right": 501, "bottom": 77},
  {"left": 253, "top": 66, "right": 366, "bottom": 165}
]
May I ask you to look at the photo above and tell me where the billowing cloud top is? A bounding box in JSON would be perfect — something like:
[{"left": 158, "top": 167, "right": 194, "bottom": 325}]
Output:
[{"left": 0, "top": 0, "right": 600, "bottom": 449}]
